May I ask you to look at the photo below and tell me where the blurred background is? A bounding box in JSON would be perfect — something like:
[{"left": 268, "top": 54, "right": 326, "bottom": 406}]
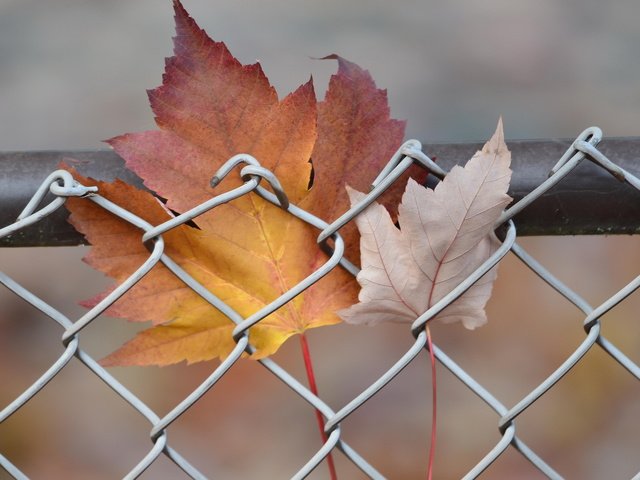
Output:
[{"left": 1, "top": 0, "right": 639, "bottom": 478}]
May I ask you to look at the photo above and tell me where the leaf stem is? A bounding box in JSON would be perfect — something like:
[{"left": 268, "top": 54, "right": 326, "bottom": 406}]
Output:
[
  {"left": 299, "top": 333, "right": 338, "bottom": 480},
  {"left": 426, "top": 325, "right": 437, "bottom": 480}
]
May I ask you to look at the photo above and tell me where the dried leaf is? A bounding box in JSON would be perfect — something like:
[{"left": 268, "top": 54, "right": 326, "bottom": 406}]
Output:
[
  {"left": 303, "top": 54, "right": 425, "bottom": 262},
  {"left": 339, "top": 120, "right": 512, "bottom": 329},
  {"left": 64, "top": 0, "right": 412, "bottom": 366}
]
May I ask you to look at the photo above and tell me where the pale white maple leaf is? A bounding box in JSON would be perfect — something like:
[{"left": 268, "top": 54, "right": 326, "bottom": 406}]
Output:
[{"left": 339, "top": 119, "right": 512, "bottom": 329}]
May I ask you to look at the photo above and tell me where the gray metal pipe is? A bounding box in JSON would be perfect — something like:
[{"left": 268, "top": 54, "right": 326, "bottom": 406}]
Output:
[{"left": 1, "top": 137, "right": 640, "bottom": 247}]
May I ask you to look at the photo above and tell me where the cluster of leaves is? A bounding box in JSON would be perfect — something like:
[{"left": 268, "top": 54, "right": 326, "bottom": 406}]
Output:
[
  {"left": 67, "top": 0, "right": 511, "bottom": 369},
  {"left": 65, "top": 0, "right": 426, "bottom": 366}
]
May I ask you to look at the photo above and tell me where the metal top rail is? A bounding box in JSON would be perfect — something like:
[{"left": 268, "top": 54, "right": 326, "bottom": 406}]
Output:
[{"left": 2, "top": 137, "right": 640, "bottom": 247}]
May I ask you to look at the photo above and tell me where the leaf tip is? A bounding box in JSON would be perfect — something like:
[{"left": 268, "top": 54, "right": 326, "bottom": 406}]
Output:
[
  {"left": 172, "top": 0, "right": 188, "bottom": 21},
  {"left": 345, "top": 185, "right": 366, "bottom": 206},
  {"left": 481, "top": 117, "right": 510, "bottom": 161},
  {"left": 318, "top": 54, "right": 369, "bottom": 81},
  {"left": 172, "top": 0, "right": 194, "bottom": 37},
  {"left": 461, "top": 314, "right": 488, "bottom": 330},
  {"left": 492, "top": 116, "right": 504, "bottom": 142},
  {"left": 170, "top": 0, "right": 218, "bottom": 61}
]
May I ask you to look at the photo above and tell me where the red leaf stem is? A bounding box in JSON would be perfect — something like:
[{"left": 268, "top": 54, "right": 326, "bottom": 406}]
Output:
[{"left": 299, "top": 333, "right": 338, "bottom": 480}]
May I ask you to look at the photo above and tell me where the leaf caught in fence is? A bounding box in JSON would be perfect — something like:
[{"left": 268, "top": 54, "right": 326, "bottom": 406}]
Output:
[
  {"left": 339, "top": 120, "right": 512, "bottom": 329},
  {"left": 304, "top": 54, "right": 426, "bottom": 262},
  {"left": 64, "top": 0, "right": 419, "bottom": 365}
]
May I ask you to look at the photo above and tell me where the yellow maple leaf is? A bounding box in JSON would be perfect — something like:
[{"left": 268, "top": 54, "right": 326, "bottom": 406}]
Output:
[{"left": 65, "top": 0, "right": 417, "bottom": 365}]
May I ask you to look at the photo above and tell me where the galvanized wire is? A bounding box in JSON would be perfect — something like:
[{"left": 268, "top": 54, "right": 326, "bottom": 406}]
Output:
[{"left": 1, "top": 127, "right": 639, "bottom": 479}]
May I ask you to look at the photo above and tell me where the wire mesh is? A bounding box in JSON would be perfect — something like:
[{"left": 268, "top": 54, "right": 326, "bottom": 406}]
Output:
[{"left": 1, "top": 127, "right": 639, "bottom": 479}]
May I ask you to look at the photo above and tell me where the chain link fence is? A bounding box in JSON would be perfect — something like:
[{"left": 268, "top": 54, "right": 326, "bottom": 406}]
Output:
[{"left": 1, "top": 127, "right": 639, "bottom": 479}]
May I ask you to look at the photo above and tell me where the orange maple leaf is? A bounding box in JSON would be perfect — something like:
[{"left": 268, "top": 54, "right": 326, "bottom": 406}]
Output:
[{"left": 65, "top": 0, "right": 418, "bottom": 366}]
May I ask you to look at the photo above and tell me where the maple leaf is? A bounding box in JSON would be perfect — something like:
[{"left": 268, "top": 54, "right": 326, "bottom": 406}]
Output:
[
  {"left": 303, "top": 54, "right": 426, "bottom": 262},
  {"left": 64, "top": 0, "right": 415, "bottom": 366},
  {"left": 338, "top": 120, "right": 512, "bottom": 329}
]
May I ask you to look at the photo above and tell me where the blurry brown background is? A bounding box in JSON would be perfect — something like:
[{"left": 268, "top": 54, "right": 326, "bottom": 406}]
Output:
[{"left": 1, "top": 0, "right": 639, "bottom": 478}]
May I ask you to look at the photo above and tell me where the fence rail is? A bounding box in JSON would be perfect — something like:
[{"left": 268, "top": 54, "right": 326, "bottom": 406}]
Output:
[
  {"left": 2, "top": 134, "right": 640, "bottom": 248},
  {"left": 1, "top": 127, "right": 639, "bottom": 479}
]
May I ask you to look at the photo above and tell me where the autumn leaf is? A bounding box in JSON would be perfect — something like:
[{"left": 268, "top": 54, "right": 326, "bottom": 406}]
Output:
[
  {"left": 338, "top": 120, "right": 512, "bottom": 329},
  {"left": 304, "top": 54, "right": 426, "bottom": 262},
  {"left": 65, "top": 0, "right": 416, "bottom": 366}
]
